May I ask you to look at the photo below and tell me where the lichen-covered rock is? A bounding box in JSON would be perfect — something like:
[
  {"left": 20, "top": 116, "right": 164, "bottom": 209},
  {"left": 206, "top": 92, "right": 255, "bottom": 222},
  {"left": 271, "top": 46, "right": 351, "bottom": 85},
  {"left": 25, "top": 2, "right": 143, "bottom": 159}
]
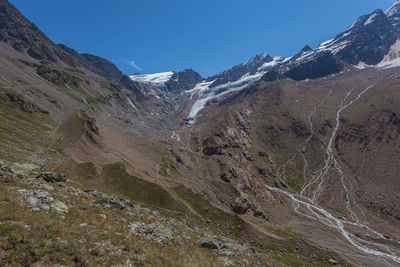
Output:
[
  {"left": 51, "top": 200, "right": 68, "bottom": 214},
  {"left": 10, "top": 163, "right": 39, "bottom": 177},
  {"left": 127, "top": 220, "right": 177, "bottom": 244},
  {"left": 17, "top": 189, "right": 54, "bottom": 211},
  {"left": 87, "top": 190, "right": 133, "bottom": 210},
  {"left": 37, "top": 172, "right": 67, "bottom": 183}
]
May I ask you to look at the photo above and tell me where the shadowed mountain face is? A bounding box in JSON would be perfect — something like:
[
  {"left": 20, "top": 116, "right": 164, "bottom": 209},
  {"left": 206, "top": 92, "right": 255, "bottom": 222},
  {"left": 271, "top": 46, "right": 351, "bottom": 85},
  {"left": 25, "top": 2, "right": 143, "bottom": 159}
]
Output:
[
  {"left": 0, "top": 0, "right": 77, "bottom": 65},
  {"left": 319, "top": 9, "right": 397, "bottom": 65},
  {"left": 165, "top": 69, "right": 204, "bottom": 93},
  {"left": 1, "top": 0, "right": 400, "bottom": 266},
  {"left": 259, "top": 3, "right": 400, "bottom": 82}
]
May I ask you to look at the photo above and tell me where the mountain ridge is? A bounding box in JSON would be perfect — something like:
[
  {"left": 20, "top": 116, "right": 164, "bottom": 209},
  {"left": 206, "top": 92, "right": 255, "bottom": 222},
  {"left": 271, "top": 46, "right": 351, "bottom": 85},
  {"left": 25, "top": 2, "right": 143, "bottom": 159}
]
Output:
[{"left": 1, "top": 0, "right": 400, "bottom": 266}]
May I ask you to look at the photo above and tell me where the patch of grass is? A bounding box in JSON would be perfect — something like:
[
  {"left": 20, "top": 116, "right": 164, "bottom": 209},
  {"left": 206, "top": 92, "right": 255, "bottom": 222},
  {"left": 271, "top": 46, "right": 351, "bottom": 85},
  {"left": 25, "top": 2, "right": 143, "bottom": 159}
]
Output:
[
  {"left": 72, "top": 162, "right": 98, "bottom": 180},
  {"left": 262, "top": 224, "right": 301, "bottom": 239},
  {"left": 284, "top": 163, "right": 305, "bottom": 193},
  {"left": 101, "top": 162, "right": 187, "bottom": 212},
  {"left": 0, "top": 174, "right": 229, "bottom": 266},
  {"left": 0, "top": 87, "right": 55, "bottom": 162},
  {"left": 173, "top": 185, "right": 249, "bottom": 238},
  {"left": 273, "top": 252, "right": 335, "bottom": 267},
  {"left": 159, "top": 152, "right": 185, "bottom": 178}
]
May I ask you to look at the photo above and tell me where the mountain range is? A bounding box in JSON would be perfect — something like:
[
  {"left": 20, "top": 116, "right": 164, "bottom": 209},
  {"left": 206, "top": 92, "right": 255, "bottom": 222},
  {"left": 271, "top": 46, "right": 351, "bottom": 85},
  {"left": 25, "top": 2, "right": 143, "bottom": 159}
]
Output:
[{"left": 1, "top": 0, "right": 400, "bottom": 266}]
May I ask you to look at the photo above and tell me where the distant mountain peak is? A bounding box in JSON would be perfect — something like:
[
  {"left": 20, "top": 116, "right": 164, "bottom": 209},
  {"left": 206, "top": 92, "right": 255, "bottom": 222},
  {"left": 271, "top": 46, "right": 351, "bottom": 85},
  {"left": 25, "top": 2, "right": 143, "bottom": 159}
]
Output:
[
  {"left": 386, "top": 1, "right": 400, "bottom": 17},
  {"left": 300, "top": 45, "right": 313, "bottom": 53}
]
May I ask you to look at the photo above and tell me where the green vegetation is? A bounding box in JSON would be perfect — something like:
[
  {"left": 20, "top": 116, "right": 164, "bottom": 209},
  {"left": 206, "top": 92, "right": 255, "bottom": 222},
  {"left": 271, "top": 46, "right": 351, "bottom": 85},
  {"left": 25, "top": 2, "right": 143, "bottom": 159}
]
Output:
[
  {"left": 159, "top": 152, "right": 185, "bottom": 178},
  {"left": 262, "top": 224, "right": 301, "bottom": 239},
  {"left": 101, "top": 163, "right": 187, "bottom": 212},
  {"left": 0, "top": 86, "right": 54, "bottom": 162},
  {"left": 173, "top": 186, "right": 249, "bottom": 238},
  {"left": 0, "top": 176, "right": 226, "bottom": 266}
]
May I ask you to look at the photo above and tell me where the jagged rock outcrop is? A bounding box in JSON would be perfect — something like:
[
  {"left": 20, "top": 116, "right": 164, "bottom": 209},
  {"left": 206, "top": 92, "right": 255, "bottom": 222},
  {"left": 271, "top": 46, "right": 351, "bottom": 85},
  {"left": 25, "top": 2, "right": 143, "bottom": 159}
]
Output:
[
  {"left": 37, "top": 172, "right": 67, "bottom": 183},
  {"left": 165, "top": 69, "right": 204, "bottom": 93}
]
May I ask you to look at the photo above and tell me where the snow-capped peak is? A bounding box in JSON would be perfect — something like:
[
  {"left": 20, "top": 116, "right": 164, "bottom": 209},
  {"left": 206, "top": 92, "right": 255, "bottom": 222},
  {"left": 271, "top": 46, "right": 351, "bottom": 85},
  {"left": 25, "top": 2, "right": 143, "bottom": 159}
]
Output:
[
  {"left": 258, "top": 56, "right": 285, "bottom": 71},
  {"left": 364, "top": 11, "right": 379, "bottom": 26},
  {"left": 130, "top": 71, "right": 175, "bottom": 84},
  {"left": 385, "top": 1, "right": 400, "bottom": 17}
]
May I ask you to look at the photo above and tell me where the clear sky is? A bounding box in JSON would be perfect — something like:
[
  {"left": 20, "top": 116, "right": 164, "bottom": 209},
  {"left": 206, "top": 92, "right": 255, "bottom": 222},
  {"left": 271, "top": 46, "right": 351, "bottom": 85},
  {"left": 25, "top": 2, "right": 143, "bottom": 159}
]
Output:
[{"left": 10, "top": 0, "right": 396, "bottom": 77}]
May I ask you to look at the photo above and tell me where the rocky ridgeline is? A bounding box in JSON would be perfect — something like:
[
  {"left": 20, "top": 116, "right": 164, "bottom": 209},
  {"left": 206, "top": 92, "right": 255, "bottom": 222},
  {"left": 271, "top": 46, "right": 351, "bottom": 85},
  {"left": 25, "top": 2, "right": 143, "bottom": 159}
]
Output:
[{"left": 0, "top": 160, "right": 277, "bottom": 266}]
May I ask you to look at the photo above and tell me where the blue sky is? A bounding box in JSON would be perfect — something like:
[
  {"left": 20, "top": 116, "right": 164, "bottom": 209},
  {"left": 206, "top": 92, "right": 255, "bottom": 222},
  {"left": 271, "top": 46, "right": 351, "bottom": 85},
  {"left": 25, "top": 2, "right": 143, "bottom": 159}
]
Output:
[{"left": 10, "top": 0, "right": 396, "bottom": 77}]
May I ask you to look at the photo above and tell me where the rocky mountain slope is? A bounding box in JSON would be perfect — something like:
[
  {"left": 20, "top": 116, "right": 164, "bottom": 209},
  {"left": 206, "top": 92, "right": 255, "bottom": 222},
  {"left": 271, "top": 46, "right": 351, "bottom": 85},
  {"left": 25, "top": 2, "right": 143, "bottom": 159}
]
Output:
[
  {"left": 2, "top": 160, "right": 314, "bottom": 266},
  {"left": 1, "top": 0, "right": 400, "bottom": 266}
]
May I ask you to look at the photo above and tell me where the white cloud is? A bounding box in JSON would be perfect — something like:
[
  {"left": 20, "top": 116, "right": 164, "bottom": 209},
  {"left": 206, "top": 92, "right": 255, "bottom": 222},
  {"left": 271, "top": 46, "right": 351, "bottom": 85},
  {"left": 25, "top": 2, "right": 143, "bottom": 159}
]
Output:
[{"left": 127, "top": 60, "right": 142, "bottom": 71}]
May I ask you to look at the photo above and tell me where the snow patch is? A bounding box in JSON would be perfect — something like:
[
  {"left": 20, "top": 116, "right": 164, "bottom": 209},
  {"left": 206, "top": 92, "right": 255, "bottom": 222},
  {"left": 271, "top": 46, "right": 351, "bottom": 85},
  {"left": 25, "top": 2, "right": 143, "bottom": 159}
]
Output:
[
  {"left": 171, "top": 131, "right": 181, "bottom": 142},
  {"left": 294, "top": 50, "right": 315, "bottom": 62},
  {"left": 130, "top": 71, "right": 174, "bottom": 84},
  {"left": 319, "top": 39, "right": 334, "bottom": 48},
  {"left": 354, "top": 39, "right": 400, "bottom": 69},
  {"left": 258, "top": 56, "right": 284, "bottom": 71},
  {"left": 376, "top": 39, "right": 400, "bottom": 68},
  {"left": 317, "top": 39, "right": 350, "bottom": 55},
  {"left": 65, "top": 83, "right": 89, "bottom": 105},
  {"left": 281, "top": 56, "right": 293, "bottom": 63},
  {"left": 187, "top": 72, "right": 265, "bottom": 123},
  {"left": 364, "top": 13, "right": 378, "bottom": 26},
  {"left": 345, "top": 20, "right": 357, "bottom": 31},
  {"left": 127, "top": 97, "right": 138, "bottom": 110},
  {"left": 354, "top": 61, "right": 372, "bottom": 69}
]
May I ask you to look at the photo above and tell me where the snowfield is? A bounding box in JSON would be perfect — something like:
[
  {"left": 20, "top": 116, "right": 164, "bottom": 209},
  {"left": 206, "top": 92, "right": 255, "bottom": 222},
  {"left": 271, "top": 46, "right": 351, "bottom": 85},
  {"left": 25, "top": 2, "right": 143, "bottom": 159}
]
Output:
[{"left": 130, "top": 71, "right": 175, "bottom": 84}]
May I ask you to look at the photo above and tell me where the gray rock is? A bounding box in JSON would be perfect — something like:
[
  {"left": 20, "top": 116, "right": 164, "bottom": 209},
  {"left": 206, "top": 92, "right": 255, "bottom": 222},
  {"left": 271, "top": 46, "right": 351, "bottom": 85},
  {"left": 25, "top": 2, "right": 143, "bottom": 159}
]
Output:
[
  {"left": 32, "top": 207, "right": 41, "bottom": 212},
  {"left": 137, "top": 206, "right": 160, "bottom": 216},
  {"left": 35, "top": 191, "right": 54, "bottom": 202},
  {"left": 17, "top": 189, "right": 55, "bottom": 211},
  {"left": 51, "top": 200, "right": 68, "bottom": 214},
  {"left": 199, "top": 237, "right": 227, "bottom": 250},
  {"left": 26, "top": 195, "right": 39, "bottom": 206},
  {"left": 37, "top": 172, "right": 67, "bottom": 183},
  {"left": 91, "top": 191, "right": 133, "bottom": 210},
  {"left": 40, "top": 204, "right": 50, "bottom": 211},
  {"left": 10, "top": 163, "right": 39, "bottom": 177},
  {"left": 127, "top": 221, "right": 177, "bottom": 244},
  {"left": 38, "top": 183, "right": 54, "bottom": 191}
]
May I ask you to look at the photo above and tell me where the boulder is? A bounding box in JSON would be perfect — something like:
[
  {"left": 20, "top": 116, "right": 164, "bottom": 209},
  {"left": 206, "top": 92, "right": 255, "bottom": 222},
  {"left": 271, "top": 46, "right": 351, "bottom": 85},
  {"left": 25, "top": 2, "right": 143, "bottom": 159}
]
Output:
[
  {"left": 90, "top": 191, "right": 133, "bottom": 210},
  {"left": 10, "top": 163, "right": 39, "bottom": 177},
  {"left": 17, "top": 189, "right": 55, "bottom": 211},
  {"left": 127, "top": 220, "right": 177, "bottom": 244},
  {"left": 199, "top": 237, "right": 227, "bottom": 250},
  {"left": 51, "top": 200, "right": 68, "bottom": 214},
  {"left": 37, "top": 172, "right": 67, "bottom": 183},
  {"left": 231, "top": 194, "right": 253, "bottom": 215}
]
